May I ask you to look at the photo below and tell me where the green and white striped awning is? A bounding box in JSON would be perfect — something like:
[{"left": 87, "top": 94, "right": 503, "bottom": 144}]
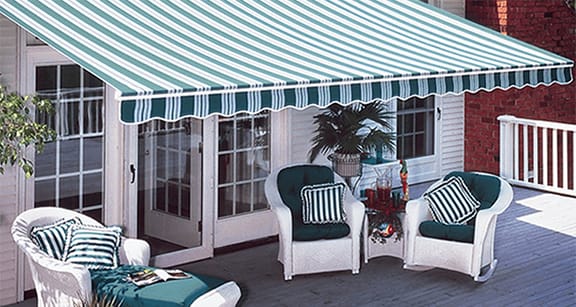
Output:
[{"left": 0, "top": 0, "right": 573, "bottom": 124}]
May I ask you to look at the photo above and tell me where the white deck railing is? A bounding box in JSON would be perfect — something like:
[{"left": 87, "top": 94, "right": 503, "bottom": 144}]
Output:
[{"left": 499, "top": 115, "right": 575, "bottom": 197}]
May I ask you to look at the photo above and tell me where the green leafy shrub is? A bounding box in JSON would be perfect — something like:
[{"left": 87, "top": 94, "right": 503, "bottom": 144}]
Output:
[{"left": 0, "top": 85, "right": 56, "bottom": 177}]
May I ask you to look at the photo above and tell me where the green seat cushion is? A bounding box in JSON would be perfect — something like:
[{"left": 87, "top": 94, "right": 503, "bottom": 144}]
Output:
[
  {"left": 419, "top": 220, "right": 474, "bottom": 243},
  {"left": 444, "top": 171, "right": 501, "bottom": 210},
  {"left": 90, "top": 265, "right": 228, "bottom": 307},
  {"left": 277, "top": 165, "right": 350, "bottom": 240},
  {"left": 292, "top": 219, "right": 351, "bottom": 241}
]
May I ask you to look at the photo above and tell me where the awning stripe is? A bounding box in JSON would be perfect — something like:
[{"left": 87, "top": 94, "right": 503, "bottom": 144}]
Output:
[{"left": 0, "top": 0, "right": 572, "bottom": 124}]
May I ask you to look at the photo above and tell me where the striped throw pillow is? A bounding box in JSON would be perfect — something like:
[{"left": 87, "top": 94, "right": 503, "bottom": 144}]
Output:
[
  {"left": 301, "top": 182, "right": 346, "bottom": 224},
  {"left": 30, "top": 217, "right": 81, "bottom": 260},
  {"left": 424, "top": 176, "right": 480, "bottom": 225},
  {"left": 63, "top": 224, "right": 122, "bottom": 270}
]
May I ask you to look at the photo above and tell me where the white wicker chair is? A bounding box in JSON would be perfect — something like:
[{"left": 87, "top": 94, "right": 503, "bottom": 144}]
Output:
[
  {"left": 12, "top": 207, "right": 242, "bottom": 307},
  {"left": 265, "top": 163, "right": 365, "bottom": 280},
  {"left": 403, "top": 172, "right": 513, "bottom": 282}
]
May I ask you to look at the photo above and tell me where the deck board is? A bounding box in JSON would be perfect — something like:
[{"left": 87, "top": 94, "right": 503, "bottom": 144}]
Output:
[{"left": 178, "top": 184, "right": 576, "bottom": 306}]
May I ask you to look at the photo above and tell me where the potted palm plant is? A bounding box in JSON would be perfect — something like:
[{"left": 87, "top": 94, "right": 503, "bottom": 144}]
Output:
[{"left": 308, "top": 100, "right": 395, "bottom": 180}]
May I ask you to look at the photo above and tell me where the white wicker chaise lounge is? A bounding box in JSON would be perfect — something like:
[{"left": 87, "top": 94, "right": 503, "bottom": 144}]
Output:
[{"left": 12, "top": 207, "right": 241, "bottom": 307}]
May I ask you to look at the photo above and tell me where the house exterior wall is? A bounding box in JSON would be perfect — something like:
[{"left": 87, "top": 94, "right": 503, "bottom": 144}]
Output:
[
  {"left": 464, "top": 0, "right": 576, "bottom": 173},
  {"left": 0, "top": 15, "right": 21, "bottom": 306},
  {"left": 433, "top": 0, "right": 466, "bottom": 16}
]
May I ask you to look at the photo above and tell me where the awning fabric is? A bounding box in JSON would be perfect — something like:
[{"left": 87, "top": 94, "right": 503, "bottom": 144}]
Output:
[{"left": 0, "top": 0, "right": 573, "bottom": 124}]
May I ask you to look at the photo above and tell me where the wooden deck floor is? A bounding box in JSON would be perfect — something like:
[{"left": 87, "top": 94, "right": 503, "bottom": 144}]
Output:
[
  {"left": 178, "top": 184, "right": 576, "bottom": 307},
  {"left": 7, "top": 185, "right": 575, "bottom": 307}
]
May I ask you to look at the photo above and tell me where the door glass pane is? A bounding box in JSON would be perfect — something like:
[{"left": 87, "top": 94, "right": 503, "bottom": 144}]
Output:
[
  {"left": 218, "top": 186, "right": 234, "bottom": 216},
  {"left": 35, "top": 179, "right": 55, "bottom": 207},
  {"left": 83, "top": 137, "right": 102, "bottom": 171},
  {"left": 60, "top": 138, "right": 80, "bottom": 173},
  {"left": 35, "top": 142, "right": 56, "bottom": 177},
  {"left": 60, "top": 175, "right": 79, "bottom": 210},
  {"left": 83, "top": 173, "right": 102, "bottom": 208},
  {"left": 217, "top": 111, "right": 271, "bottom": 218},
  {"left": 61, "top": 65, "right": 81, "bottom": 99},
  {"left": 34, "top": 64, "right": 104, "bottom": 221}
]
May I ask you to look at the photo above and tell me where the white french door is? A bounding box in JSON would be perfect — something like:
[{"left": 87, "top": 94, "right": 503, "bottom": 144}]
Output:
[
  {"left": 135, "top": 118, "right": 212, "bottom": 266},
  {"left": 212, "top": 111, "right": 278, "bottom": 248},
  {"left": 140, "top": 120, "right": 202, "bottom": 248},
  {"left": 130, "top": 112, "right": 281, "bottom": 265}
]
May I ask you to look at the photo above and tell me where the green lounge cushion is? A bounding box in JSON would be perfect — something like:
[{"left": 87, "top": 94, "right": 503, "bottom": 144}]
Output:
[
  {"left": 90, "top": 265, "right": 228, "bottom": 307},
  {"left": 419, "top": 220, "right": 474, "bottom": 243},
  {"left": 277, "top": 165, "right": 350, "bottom": 240}
]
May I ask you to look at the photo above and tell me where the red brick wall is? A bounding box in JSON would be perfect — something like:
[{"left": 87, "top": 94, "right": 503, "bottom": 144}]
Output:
[{"left": 464, "top": 0, "right": 576, "bottom": 173}]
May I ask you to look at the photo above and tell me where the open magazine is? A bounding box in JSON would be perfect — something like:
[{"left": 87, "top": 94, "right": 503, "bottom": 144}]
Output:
[{"left": 127, "top": 268, "right": 191, "bottom": 287}]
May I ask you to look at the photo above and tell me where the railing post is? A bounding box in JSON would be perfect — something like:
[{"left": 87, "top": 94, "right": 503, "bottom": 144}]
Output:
[{"left": 498, "top": 115, "right": 516, "bottom": 180}]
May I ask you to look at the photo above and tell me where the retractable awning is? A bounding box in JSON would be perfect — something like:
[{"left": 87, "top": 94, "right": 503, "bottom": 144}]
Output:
[{"left": 0, "top": 0, "right": 572, "bottom": 124}]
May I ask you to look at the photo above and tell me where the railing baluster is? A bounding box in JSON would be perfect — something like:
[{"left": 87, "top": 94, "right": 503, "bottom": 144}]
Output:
[
  {"left": 543, "top": 127, "right": 548, "bottom": 187},
  {"left": 514, "top": 123, "right": 519, "bottom": 182},
  {"left": 533, "top": 125, "right": 538, "bottom": 185},
  {"left": 552, "top": 129, "right": 558, "bottom": 188},
  {"left": 562, "top": 130, "right": 568, "bottom": 189},
  {"left": 523, "top": 124, "right": 529, "bottom": 182}
]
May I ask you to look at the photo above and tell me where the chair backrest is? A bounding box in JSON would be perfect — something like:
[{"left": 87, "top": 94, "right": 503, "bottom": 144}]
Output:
[
  {"left": 276, "top": 164, "right": 334, "bottom": 219},
  {"left": 12, "top": 207, "right": 103, "bottom": 260},
  {"left": 444, "top": 171, "right": 501, "bottom": 210}
]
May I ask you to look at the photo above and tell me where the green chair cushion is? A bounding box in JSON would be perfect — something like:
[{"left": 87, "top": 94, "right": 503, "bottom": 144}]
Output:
[
  {"left": 444, "top": 171, "right": 501, "bottom": 210},
  {"left": 90, "top": 265, "right": 227, "bottom": 307},
  {"left": 420, "top": 172, "right": 500, "bottom": 242},
  {"left": 419, "top": 220, "right": 474, "bottom": 243},
  {"left": 277, "top": 165, "right": 335, "bottom": 217},
  {"left": 277, "top": 165, "right": 350, "bottom": 240},
  {"left": 292, "top": 219, "right": 351, "bottom": 241}
]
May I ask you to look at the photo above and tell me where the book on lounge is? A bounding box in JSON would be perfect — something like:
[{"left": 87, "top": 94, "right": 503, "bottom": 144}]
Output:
[{"left": 127, "top": 268, "right": 190, "bottom": 287}]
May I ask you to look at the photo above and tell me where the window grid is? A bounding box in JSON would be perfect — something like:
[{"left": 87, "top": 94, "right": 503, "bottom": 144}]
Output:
[
  {"left": 217, "top": 112, "right": 270, "bottom": 218},
  {"left": 34, "top": 65, "right": 104, "bottom": 221},
  {"left": 396, "top": 96, "right": 435, "bottom": 159}
]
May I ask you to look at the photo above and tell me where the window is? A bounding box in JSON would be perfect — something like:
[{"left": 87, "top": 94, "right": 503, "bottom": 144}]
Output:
[
  {"left": 34, "top": 64, "right": 105, "bottom": 221},
  {"left": 396, "top": 96, "right": 435, "bottom": 159}
]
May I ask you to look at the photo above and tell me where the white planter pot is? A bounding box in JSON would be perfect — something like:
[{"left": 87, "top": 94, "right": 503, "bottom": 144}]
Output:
[{"left": 329, "top": 153, "right": 362, "bottom": 178}]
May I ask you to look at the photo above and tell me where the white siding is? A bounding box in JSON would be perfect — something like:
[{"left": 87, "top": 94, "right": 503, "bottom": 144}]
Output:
[
  {"left": 439, "top": 94, "right": 465, "bottom": 174},
  {"left": 0, "top": 167, "right": 19, "bottom": 306},
  {"left": 0, "top": 15, "right": 20, "bottom": 306},
  {"left": 289, "top": 106, "right": 326, "bottom": 164},
  {"left": 0, "top": 15, "right": 18, "bottom": 91},
  {"left": 432, "top": 0, "right": 466, "bottom": 17}
]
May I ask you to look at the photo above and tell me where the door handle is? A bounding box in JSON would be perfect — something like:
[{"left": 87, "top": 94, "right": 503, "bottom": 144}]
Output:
[
  {"left": 437, "top": 107, "right": 442, "bottom": 120},
  {"left": 130, "top": 164, "right": 136, "bottom": 184}
]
